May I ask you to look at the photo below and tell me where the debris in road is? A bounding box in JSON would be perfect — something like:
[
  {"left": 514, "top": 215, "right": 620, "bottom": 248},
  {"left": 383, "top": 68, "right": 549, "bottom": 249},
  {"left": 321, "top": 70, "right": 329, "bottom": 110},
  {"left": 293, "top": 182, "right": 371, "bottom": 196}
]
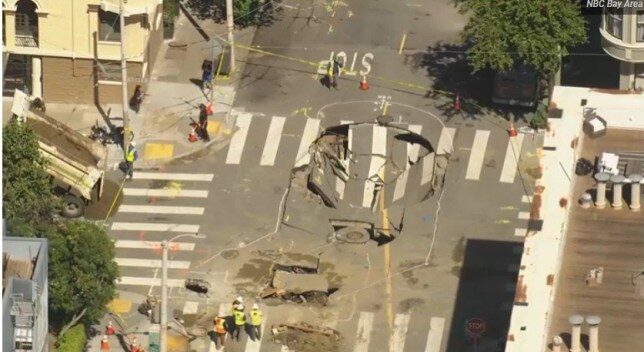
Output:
[
  {"left": 185, "top": 278, "right": 210, "bottom": 294},
  {"left": 260, "top": 257, "right": 336, "bottom": 305},
  {"left": 281, "top": 119, "right": 450, "bottom": 242},
  {"left": 272, "top": 323, "right": 342, "bottom": 352}
]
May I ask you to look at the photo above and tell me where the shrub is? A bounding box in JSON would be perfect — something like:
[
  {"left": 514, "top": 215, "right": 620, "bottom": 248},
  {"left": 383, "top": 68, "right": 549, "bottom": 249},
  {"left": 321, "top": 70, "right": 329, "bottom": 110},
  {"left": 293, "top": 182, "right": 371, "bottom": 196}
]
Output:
[{"left": 58, "top": 324, "right": 87, "bottom": 352}]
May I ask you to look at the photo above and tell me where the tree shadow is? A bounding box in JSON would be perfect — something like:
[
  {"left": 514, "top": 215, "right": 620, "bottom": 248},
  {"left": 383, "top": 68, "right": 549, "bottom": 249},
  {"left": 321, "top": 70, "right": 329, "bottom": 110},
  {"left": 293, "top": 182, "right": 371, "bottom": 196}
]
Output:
[
  {"left": 184, "top": 0, "right": 283, "bottom": 28},
  {"left": 410, "top": 41, "right": 537, "bottom": 122}
]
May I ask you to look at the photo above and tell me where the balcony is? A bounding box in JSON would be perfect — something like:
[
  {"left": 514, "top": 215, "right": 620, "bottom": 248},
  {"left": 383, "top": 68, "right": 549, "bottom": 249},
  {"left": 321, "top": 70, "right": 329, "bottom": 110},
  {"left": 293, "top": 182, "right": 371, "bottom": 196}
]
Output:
[{"left": 15, "top": 26, "right": 38, "bottom": 47}]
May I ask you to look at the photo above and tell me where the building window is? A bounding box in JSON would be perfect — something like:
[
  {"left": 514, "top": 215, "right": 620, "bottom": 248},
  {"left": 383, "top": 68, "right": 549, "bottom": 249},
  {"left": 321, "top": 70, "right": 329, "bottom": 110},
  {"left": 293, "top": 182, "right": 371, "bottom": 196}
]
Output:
[
  {"left": 97, "top": 61, "right": 122, "bottom": 82},
  {"left": 99, "top": 9, "right": 120, "bottom": 42},
  {"left": 637, "top": 11, "right": 644, "bottom": 42},
  {"left": 15, "top": 0, "right": 38, "bottom": 47},
  {"left": 605, "top": 7, "right": 623, "bottom": 39}
]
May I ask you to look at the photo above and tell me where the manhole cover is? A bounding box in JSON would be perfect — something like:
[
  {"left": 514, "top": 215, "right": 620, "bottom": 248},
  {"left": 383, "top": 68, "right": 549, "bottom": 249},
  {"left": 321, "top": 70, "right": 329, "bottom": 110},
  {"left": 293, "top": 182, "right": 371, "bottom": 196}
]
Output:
[
  {"left": 346, "top": 231, "right": 364, "bottom": 240},
  {"left": 335, "top": 227, "right": 370, "bottom": 244}
]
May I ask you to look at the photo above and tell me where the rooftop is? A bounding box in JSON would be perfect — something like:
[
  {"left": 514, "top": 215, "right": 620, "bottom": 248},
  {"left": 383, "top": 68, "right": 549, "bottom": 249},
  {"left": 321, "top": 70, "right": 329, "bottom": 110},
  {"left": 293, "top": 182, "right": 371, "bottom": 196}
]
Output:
[{"left": 548, "top": 129, "right": 644, "bottom": 351}]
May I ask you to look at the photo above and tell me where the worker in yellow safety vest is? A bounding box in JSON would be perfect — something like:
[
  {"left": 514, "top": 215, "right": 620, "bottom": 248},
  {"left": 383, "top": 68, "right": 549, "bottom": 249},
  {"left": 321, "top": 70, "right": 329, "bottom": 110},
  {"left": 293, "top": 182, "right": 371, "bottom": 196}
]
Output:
[
  {"left": 249, "top": 303, "right": 263, "bottom": 341},
  {"left": 213, "top": 313, "right": 227, "bottom": 350},
  {"left": 124, "top": 141, "right": 138, "bottom": 180},
  {"left": 232, "top": 305, "right": 246, "bottom": 342}
]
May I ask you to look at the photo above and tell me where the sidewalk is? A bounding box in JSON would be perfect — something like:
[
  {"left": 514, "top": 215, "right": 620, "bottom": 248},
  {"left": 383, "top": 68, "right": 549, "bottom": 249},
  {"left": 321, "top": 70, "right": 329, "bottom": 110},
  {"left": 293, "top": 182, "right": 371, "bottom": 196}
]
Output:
[{"left": 3, "top": 5, "right": 257, "bottom": 170}]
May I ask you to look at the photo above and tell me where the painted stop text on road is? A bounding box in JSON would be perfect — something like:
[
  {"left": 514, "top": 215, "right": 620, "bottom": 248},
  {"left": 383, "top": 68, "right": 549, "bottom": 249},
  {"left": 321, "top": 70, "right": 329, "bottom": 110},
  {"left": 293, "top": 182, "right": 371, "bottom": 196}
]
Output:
[{"left": 317, "top": 51, "right": 374, "bottom": 76}]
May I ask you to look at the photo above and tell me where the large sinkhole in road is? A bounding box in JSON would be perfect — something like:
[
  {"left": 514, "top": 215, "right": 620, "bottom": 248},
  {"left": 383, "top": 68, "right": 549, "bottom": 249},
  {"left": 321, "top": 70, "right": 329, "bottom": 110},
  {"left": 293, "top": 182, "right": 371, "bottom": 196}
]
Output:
[{"left": 282, "top": 117, "right": 449, "bottom": 244}]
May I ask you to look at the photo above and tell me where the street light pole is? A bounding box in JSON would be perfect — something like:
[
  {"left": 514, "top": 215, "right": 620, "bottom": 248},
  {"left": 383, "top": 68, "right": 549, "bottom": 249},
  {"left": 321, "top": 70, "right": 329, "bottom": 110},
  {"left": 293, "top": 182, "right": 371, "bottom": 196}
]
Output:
[
  {"left": 159, "top": 234, "right": 205, "bottom": 352},
  {"left": 225, "top": 0, "right": 235, "bottom": 73},
  {"left": 160, "top": 240, "right": 168, "bottom": 352}
]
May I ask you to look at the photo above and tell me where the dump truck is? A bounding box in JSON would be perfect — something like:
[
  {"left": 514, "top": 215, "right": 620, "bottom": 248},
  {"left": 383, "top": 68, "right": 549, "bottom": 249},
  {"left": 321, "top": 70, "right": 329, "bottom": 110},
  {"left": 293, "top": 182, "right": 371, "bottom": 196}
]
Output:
[{"left": 11, "top": 90, "right": 108, "bottom": 217}]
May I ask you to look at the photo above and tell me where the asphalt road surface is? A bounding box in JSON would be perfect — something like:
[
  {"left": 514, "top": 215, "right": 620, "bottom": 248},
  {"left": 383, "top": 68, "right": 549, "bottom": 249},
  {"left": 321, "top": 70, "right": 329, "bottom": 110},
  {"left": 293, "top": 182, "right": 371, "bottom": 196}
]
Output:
[{"left": 102, "top": 1, "right": 543, "bottom": 351}]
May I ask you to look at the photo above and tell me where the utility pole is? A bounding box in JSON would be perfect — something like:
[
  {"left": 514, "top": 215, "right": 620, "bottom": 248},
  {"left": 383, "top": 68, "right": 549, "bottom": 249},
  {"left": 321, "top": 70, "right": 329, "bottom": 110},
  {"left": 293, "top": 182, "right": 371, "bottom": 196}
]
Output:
[
  {"left": 119, "top": 0, "right": 131, "bottom": 153},
  {"left": 226, "top": 0, "right": 235, "bottom": 73},
  {"left": 160, "top": 240, "right": 168, "bottom": 352}
]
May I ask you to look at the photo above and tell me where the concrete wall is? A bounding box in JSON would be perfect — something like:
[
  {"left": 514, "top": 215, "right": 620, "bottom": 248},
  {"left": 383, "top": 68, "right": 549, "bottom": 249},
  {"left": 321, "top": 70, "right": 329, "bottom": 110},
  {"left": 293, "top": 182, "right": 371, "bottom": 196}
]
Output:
[{"left": 42, "top": 56, "right": 142, "bottom": 103}]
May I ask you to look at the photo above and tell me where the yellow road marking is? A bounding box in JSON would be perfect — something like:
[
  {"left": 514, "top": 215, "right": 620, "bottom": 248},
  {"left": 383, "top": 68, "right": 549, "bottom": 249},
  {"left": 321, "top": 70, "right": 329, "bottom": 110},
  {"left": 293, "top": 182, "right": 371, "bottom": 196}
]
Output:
[
  {"left": 107, "top": 299, "right": 132, "bottom": 314},
  {"left": 398, "top": 33, "right": 407, "bottom": 55},
  {"left": 207, "top": 119, "right": 222, "bottom": 135},
  {"left": 144, "top": 143, "right": 174, "bottom": 160}
]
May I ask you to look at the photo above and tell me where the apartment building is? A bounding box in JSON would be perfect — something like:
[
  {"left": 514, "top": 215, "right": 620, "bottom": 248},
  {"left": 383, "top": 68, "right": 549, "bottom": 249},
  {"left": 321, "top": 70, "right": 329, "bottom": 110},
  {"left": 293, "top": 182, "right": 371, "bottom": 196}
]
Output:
[
  {"left": 2, "top": 0, "right": 164, "bottom": 104},
  {"left": 2, "top": 236, "right": 49, "bottom": 352},
  {"left": 600, "top": 4, "right": 644, "bottom": 90}
]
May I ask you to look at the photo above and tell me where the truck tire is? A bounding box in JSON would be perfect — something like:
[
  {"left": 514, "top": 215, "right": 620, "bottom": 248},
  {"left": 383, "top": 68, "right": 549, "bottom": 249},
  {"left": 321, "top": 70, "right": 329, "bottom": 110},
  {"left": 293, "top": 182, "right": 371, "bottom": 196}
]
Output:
[{"left": 61, "top": 194, "right": 85, "bottom": 218}]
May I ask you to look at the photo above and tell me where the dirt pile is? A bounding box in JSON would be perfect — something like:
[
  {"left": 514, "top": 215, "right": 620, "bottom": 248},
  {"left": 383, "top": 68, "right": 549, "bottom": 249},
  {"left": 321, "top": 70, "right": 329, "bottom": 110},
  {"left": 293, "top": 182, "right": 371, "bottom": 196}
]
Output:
[{"left": 272, "top": 323, "right": 342, "bottom": 352}]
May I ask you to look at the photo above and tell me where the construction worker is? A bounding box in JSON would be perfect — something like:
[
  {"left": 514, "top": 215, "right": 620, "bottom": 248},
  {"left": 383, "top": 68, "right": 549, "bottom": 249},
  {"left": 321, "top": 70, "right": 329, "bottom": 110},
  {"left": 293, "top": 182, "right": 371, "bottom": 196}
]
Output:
[
  {"left": 249, "top": 303, "right": 263, "bottom": 341},
  {"left": 232, "top": 304, "right": 246, "bottom": 341},
  {"left": 213, "top": 313, "right": 227, "bottom": 350},
  {"left": 124, "top": 141, "right": 138, "bottom": 180},
  {"left": 330, "top": 55, "right": 343, "bottom": 90}
]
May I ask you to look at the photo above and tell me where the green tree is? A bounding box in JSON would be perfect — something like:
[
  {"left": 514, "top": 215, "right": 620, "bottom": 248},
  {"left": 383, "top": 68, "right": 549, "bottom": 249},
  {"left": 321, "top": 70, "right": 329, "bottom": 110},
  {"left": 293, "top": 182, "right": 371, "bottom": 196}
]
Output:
[
  {"left": 2, "top": 119, "right": 59, "bottom": 236},
  {"left": 49, "top": 221, "right": 119, "bottom": 333},
  {"left": 163, "top": 0, "right": 181, "bottom": 22},
  {"left": 185, "top": 0, "right": 282, "bottom": 27},
  {"left": 460, "top": 0, "right": 587, "bottom": 77}
]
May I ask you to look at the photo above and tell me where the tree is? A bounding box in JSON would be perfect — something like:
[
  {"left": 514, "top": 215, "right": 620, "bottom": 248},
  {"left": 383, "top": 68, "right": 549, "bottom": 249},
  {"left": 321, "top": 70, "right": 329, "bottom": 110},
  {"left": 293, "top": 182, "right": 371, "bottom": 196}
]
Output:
[
  {"left": 185, "top": 0, "right": 282, "bottom": 27},
  {"left": 163, "top": 0, "right": 181, "bottom": 22},
  {"left": 48, "top": 221, "right": 119, "bottom": 332},
  {"left": 459, "top": 0, "right": 587, "bottom": 77},
  {"left": 2, "top": 119, "right": 59, "bottom": 236}
]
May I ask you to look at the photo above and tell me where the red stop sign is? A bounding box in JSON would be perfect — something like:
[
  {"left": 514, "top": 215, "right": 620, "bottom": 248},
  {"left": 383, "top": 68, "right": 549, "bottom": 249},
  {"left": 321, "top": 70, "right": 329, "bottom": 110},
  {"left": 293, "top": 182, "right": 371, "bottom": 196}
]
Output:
[{"left": 465, "top": 318, "right": 486, "bottom": 338}]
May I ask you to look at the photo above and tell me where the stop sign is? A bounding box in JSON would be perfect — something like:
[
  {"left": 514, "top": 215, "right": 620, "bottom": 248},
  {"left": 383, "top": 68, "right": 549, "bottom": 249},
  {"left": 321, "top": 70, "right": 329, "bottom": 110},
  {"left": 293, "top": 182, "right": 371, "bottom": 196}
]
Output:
[{"left": 465, "top": 318, "right": 486, "bottom": 338}]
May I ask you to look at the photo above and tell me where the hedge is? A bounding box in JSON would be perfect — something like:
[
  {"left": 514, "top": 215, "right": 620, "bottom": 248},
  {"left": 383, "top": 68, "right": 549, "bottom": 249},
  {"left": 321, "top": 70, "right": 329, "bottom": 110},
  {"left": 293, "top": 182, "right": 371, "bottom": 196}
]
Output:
[{"left": 58, "top": 324, "right": 87, "bottom": 352}]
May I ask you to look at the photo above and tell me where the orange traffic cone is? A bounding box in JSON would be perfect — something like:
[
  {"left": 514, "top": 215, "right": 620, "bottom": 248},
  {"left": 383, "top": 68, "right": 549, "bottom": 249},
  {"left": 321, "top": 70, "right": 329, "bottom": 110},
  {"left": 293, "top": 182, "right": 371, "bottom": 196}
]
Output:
[
  {"left": 106, "top": 320, "right": 115, "bottom": 335},
  {"left": 359, "top": 76, "right": 369, "bottom": 90},
  {"left": 454, "top": 94, "right": 461, "bottom": 112},
  {"left": 188, "top": 127, "right": 198, "bottom": 142},
  {"left": 101, "top": 335, "right": 110, "bottom": 351},
  {"left": 508, "top": 122, "right": 518, "bottom": 137},
  {"left": 205, "top": 102, "right": 214, "bottom": 115}
]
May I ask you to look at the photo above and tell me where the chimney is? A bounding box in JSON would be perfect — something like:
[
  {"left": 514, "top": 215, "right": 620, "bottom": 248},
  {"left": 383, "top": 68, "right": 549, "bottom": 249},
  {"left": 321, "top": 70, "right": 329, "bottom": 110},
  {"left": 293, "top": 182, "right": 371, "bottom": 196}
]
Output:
[
  {"left": 629, "top": 174, "right": 642, "bottom": 211},
  {"left": 568, "top": 314, "right": 584, "bottom": 352},
  {"left": 586, "top": 315, "right": 601, "bottom": 352},
  {"left": 610, "top": 174, "right": 625, "bottom": 209},
  {"left": 594, "top": 172, "right": 610, "bottom": 208}
]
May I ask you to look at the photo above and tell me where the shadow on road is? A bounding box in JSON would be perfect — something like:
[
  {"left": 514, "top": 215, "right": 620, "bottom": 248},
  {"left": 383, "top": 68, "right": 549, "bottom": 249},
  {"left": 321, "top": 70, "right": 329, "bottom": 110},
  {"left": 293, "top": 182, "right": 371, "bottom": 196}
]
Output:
[
  {"left": 406, "top": 42, "right": 536, "bottom": 123},
  {"left": 446, "top": 239, "right": 523, "bottom": 352}
]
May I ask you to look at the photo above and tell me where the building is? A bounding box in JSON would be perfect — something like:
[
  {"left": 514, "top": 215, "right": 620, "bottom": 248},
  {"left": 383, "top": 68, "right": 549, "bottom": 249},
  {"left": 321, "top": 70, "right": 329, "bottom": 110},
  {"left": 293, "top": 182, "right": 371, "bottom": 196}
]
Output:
[
  {"left": 2, "top": 236, "right": 49, "bottom": 352},
  {"left": 600, "top": 3, "right": 644, "bottom": 90},
  {"left": 2, "top": 0, "right": 165, "bottom": 104}
]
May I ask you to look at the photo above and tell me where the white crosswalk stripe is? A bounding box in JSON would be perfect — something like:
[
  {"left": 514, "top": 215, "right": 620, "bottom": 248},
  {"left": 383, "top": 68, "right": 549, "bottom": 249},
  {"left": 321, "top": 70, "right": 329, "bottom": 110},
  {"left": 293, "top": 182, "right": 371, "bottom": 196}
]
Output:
[
  {"left": 499, "top": 134, "right": 525, "bottom": 183},
  {"left": 465, "top": 130, "right": 490, "bottom": 180},
  {"left": 226, "top": 113, "right": 253, "bottom": 164},
  {"left": 118, "top": 276, "right": 184, "bottom": 287},
  {"left": 424, "top": 317, "right": 446, "bottom": 352},
  {"left": 391, "top": 313, "right": 410, "bottom": 352},
  {"left": 514, "top": 228, "right": 527, "bottom": 237},
  {"left": 521, "top": 195, "right": 532, "bottom": 203},
  {"left": 115, "top": 258, "right": 191, "bottom": 269},
  {"left": 260, "top": 116, "right": 286, "bottom": 166},
  {"left": 294, "top": 118, "right": 321, "bottom": 167},
  {"left": 518, "top": 212, "right": 530, "bottom": 220},
  {"left": 393, "top": 168, "right": 410, "bottom": 202},
  {"left": 118, "top": 205, "right": 205, "bottom": 215},
  {"left": 436, "top": 127, "right": 456, "bottom": 155},
  {"left": 407, "top": 124, "right": 423, "bottom": 165},
  {"left": 133, "top": 172, "right": 213, "bottom": 181},
  {"left": 363, "top": 125, "right": 387, "bottom": 208},
  {"left": 122, "top": 188, "right": 209, "bottom": 198},
  {"left": 115, "top": 240, "right": 195, "bottom": 251},
  {"left": 354, "top": 312, "right": 374, "bottom": 352},
  {"left": 111, "top": 222, "right": 199, "bottom": 232}
]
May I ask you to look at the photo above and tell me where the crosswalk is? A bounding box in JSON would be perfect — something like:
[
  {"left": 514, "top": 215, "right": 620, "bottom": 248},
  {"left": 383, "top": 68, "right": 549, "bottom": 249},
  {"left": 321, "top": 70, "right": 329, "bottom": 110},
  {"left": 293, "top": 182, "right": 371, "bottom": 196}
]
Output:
[
  {"left": 192, "top": 305, "right": 446, "bottom": 352},
  {"left": 221, "top": 112, "right": 531, "bottom": 187},
  {"left": 110, "top": 171, "right": 213, "bottom": 292}
]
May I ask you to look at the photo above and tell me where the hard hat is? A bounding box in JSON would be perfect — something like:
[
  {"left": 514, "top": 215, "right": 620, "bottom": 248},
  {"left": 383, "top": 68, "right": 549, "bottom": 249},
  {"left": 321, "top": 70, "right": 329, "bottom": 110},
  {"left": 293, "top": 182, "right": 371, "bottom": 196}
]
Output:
[
  {"left": 130, "top": 141, "right": 136, "bottom": 147},
  {"left": 235, "top": 296, "right": 243, "bottom": 303},
  {"left": 252, "top": 303, "right": 259, "bottom": 310}
]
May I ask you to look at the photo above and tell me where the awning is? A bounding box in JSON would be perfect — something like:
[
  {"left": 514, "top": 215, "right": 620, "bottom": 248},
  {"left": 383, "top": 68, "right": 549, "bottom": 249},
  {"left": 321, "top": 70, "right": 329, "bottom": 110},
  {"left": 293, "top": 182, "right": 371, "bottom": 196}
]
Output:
[{"left": 100, "top": 1, "right": 150, "bottom": 17}]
